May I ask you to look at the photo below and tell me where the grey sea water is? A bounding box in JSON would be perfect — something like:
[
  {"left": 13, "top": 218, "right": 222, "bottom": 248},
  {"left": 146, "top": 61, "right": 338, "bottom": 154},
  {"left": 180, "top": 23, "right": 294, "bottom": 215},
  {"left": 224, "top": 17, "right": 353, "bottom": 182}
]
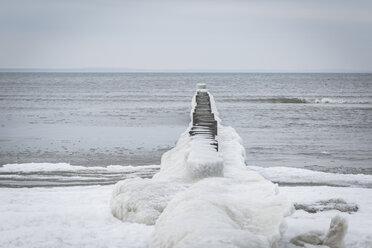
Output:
[{"left": 0, "top": 73, "right": 372, "bottom": 186}]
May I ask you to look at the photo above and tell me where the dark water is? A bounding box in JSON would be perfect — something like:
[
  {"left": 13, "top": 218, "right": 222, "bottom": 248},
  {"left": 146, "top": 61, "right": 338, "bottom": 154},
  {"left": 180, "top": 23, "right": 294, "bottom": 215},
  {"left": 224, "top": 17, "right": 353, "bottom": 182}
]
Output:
[{"left": 1, "top": 73, "right": 371, "bottom": 177}]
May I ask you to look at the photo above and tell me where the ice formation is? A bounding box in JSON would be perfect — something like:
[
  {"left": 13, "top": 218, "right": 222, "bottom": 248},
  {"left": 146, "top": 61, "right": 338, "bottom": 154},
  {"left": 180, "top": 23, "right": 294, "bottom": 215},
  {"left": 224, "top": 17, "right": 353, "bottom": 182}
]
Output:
[
  {"left": 111, "top": 87, "right": 294, "bottom": 247},
  {"left": 294, "top": 199, "right": 358, "bottom": 214},
  {"left": 248, "top": 166, "right": 372, "bottom": 188},
  {"left": 290, "top": 215, "right": 348, "bottom": 248}
]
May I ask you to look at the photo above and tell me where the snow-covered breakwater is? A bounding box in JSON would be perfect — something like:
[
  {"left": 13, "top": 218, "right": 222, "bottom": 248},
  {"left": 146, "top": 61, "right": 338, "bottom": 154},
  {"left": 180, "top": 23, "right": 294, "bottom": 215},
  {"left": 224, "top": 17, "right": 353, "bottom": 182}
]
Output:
[
  {"left": 186, "top": 86, "right": 223, "bottom": 179},
  {"left": 111, "top": 86, "right": 293, "bottom": 248}
]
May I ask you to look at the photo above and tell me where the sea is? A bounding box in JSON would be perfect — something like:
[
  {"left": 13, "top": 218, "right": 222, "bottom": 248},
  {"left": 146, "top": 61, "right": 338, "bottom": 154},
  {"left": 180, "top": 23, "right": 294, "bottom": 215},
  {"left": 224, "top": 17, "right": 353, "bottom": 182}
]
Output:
[{"left": 0, "top": 72, "right": 371, "bottom": 187}]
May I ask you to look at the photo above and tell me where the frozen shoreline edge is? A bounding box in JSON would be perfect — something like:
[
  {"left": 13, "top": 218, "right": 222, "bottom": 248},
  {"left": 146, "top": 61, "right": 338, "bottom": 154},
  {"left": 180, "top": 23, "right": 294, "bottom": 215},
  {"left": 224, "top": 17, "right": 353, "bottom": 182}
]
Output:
[{"left": 1, "top": 162, "right": 372, "bottom": 188}]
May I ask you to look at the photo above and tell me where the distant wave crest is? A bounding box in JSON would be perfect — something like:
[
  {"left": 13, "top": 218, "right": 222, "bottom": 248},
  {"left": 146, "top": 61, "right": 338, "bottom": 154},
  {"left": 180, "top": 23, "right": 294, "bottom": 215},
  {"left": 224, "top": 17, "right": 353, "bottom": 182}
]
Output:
[
  {"left": 312, "top": 98, "right": 370, "bottom": 104},
  {"left": 224, "top": 97, "right": 307, "bottom": 103},
  {"left": 223, "top": 97, "right": 371, "bottom": 104}
]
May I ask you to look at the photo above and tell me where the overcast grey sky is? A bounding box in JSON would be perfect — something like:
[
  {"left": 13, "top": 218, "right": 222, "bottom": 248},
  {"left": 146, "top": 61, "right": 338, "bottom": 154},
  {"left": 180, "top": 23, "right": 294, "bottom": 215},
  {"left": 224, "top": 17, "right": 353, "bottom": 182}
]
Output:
[{"left": 0, "top": 0, "right": 371, "bottom": 72}]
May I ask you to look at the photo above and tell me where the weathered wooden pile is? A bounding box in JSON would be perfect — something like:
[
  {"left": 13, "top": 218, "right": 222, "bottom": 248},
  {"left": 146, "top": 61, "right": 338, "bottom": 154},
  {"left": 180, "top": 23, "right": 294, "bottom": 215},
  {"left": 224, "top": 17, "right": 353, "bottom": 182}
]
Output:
[{"left": 189, "top": 91, "right": 218, "bottom": 151}]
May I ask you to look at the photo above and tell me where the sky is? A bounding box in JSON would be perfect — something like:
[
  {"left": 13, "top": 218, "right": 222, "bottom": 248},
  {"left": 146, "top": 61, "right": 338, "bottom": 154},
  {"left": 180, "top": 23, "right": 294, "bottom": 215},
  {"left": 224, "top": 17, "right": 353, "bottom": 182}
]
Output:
[{"left": 0, "top": 0, "right": 371, "bottom": 72}]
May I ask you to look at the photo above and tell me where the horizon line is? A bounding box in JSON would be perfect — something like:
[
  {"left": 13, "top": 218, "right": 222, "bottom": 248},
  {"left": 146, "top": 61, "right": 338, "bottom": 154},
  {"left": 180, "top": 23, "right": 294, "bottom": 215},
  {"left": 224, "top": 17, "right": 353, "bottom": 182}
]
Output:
[{"left": 0, "top": 67, "right": 371, "bottom": 74}]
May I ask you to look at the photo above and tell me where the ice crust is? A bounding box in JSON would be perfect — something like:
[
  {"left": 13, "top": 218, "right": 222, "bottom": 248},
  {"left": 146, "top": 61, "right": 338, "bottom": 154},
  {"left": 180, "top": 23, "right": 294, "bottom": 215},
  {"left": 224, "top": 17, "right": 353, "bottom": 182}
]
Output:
[
  {"left": 2, "top": 184, "right": 372, "bottom": 248},
  {"left": 111, "top": 90, "right": 293, "bottom": 248},
  {"left": 248, "top": 166, "right": 372, "bottom": 188},
  {"left": 0, "top": 162, "right": 159, "bottom": 172},
  {"left": 150, "top": 177, "right": 292, "bottom": 248},
  {"left": 111, "top": 178, "right": 188, "bottom": 225}
]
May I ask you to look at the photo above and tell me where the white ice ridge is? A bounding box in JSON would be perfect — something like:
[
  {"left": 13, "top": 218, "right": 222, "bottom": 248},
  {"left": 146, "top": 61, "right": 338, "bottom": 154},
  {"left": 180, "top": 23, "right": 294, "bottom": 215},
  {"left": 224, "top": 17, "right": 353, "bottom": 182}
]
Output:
[
  {"left": 248, "top": 166, "right": 372, "bottom": 188},
  {"left": 0, "top": 163, "right": 159, "bottom": 173},
  {"left": 111, "top": 87, "right": 294, "bottom": 248}
]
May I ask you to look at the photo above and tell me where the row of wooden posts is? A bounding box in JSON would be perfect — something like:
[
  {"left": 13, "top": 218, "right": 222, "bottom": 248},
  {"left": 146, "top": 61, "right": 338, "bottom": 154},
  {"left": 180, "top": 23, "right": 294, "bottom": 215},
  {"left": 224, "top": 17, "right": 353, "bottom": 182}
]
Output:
[{"left": 189, "top": 91, "right": 218, "bottom": 151}]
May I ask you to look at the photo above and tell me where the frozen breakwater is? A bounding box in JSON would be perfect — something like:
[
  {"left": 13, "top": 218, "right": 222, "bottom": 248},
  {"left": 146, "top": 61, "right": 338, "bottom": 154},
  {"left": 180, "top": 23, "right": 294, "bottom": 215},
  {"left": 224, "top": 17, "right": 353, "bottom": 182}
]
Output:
[{"left": 111, "top": 85, "right": 294, "bottom": 247}]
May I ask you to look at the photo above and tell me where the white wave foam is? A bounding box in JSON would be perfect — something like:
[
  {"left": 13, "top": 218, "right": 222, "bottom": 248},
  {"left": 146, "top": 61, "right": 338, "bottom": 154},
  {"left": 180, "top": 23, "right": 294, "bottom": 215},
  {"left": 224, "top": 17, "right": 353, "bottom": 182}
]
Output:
[
  {"left": 314, "top": 98, "right": 345, "bottom": 104},
  {"left": 312, "top": 97, "right": 370, "bottom": 104}
]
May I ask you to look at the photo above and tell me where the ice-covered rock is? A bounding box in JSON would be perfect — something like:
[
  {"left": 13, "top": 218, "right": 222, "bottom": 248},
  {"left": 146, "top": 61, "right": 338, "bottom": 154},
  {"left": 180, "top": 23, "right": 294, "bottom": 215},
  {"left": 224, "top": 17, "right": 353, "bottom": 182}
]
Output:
[
  {"left": 290, "top": 215, "right": 348, "bottom": 248},
  {"left": 150, "top": 177, "right": 292, "bottom": 248},
  {"left": 111, "top": 178, "right": 188, "bottom": 225},
  {"left": 294, "top": 199, "right": 358, "bottom": 214}
]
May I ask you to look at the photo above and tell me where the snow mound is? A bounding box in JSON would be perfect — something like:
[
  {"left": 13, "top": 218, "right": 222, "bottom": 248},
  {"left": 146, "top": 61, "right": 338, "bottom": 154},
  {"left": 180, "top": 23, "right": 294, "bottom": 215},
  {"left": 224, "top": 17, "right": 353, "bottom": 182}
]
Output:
[
  {"left": 150, "top": 177, "right": 292, "bottom": 248},
  {"left": 111, "top": 89, "right": 293, "bottom": 247},
  {"left": 290, "top": 215, "right": 348, "bottom": 248},
  {"left": 186, "top": 136, "right": 224, "bottom": 179},
  {"left": 111, "top": 178, "right": 188, "bottom": 225},
  {"left": 0, "top": 185, "right": 154, "bottom": 248}
]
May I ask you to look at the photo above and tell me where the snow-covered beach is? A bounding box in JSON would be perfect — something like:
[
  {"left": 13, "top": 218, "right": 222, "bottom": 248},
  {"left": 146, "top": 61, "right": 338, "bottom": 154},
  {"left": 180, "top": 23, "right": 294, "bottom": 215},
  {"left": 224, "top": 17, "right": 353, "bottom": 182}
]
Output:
[{"left": 1, "top": 164, "right": 372, "bottom": 247}]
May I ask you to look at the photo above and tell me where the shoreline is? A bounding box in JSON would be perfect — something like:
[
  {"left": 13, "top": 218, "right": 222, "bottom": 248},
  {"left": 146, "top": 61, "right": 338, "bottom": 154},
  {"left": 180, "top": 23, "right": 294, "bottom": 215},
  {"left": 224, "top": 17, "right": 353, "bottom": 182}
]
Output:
[{"left": 1, "top": 163, "right": 372, "bottom": 188}]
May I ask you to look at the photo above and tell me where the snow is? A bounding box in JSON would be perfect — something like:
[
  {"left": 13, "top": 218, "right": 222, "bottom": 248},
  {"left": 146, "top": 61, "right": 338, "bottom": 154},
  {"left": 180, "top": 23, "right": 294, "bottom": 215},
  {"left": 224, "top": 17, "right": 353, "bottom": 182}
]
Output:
[
  {"left": 279, "top": 186, "right": 372, "bottom": 248},
  {"left": 0, "top": 185, "right": 153, "bottom": 248},
  {"left": 111, "top": 178, "right": 188, "bottom": 225},
  {"left": 322, "top": 215, "right": 348, "bottom": 248},
  {"left": 248, "top": 166, "right": 372, "bottom": 188},
  {"left": 186, "top": 136, "right": 224, "bottom": 179},
  {"left": 290, "top": 215, "right": 348, "bottom": 248},
  {"left": 1, "top": 184, "right": 371, "bottom": 247},
  {"left": 150, "top": 177, "right": 292, "bottom": 248}
]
